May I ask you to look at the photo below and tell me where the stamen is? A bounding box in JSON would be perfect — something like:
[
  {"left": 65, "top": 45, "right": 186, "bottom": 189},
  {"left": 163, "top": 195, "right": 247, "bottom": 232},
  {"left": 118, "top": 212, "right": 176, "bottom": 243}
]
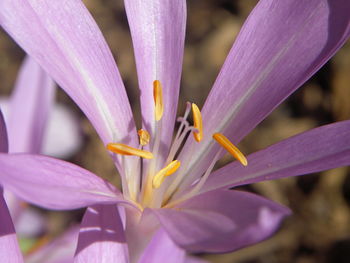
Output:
[
  {"left": 138, "top": 129, "right": 150, "bottom": 146},
  {"left": 153, "top": 160, "right": 181, "bottom": 189},
  {"left": 107, "top": 143, "right": 154, "bottom": 159},
  {"left": 212, "top": 133, "right": 248, "bottom": 166},
  {"left": 153, "top": 80, "right": 163, "bottom": 121},
  {"left": 191, "top": 103, "right": 203, "bottom": 142},
  {"left": 164, "top": 149, "right": 222, "bottom": 208}
]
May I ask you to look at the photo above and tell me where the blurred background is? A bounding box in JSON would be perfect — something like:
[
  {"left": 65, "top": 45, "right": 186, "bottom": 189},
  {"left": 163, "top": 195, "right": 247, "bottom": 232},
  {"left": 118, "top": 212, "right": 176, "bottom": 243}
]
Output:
[{"left": 0, "top": 0, "right": 349, "bottom": 262}]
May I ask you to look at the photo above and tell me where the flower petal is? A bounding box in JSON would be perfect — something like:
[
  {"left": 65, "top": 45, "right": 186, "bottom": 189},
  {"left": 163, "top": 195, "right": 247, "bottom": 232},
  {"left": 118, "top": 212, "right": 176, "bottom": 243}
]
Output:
[
  {"left": 179, "top": 0, "right": 350, "bottom": 187},
  {"left": 74, "top": 205, "right": 129, "bottom": 263},
  {"left": 0, "top": 0, "right": 137, "bottom": 147},
  {"left": 0, "top": 109, "right": 8, "bottom": 153},
  {"left": 153, "top": 190, "right": 290, "bottom": 253},
  {"left": 0, "top": 153, "right": 124, "bottom": 210},
  {"left": 26, "top": 226, "right": 79, "bottom": 263},
  {"left": 138, "top": 228, "right": 186, "bottom": 263},
  {"left": 0, "top": 190, "right": 23, "bottom": 263},
  {"left": 124, "top": 0, "right": 186, "bottom": 160},
  {"left": 201, "top": 120, "right": 350, "bottom": 193},
  {"left": 8, "top": 56, "right": 55, "bottom": 154}
]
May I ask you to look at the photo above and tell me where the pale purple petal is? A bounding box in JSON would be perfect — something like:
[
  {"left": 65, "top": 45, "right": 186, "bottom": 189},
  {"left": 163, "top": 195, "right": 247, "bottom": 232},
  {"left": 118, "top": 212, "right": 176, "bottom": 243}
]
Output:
[
  {"left": 74, "top": 205, "right": 129, "bottom": 263},
  {"left": 0, "top": 0, "right": 137, "bottom": 148},
  {"left": 179, "top": 0, "right": 350, "bottom": 187},
  {"left": 5, "top": 190, "right": 46, "bottom": 238},
  {"left": 124, "top": 0, "right": 186, "bottom": 160},
  {"left": 42, "top": 103, "right": 83, "bottom": 159},
  {"left": 201, "top": 120, "right": 350, "bottom": 193},
  {"left": 0, "top": 190, "right": 23, "bottom": 263},
  {"left": 153, "top": 190, "right": 290, "bottom": 253},
  {"left": 0, "top": 109, "right": 8, "bottom": 153},
  {"left": 0, "top": 154, "right": 124, "bottom": 210},
  {"left": 26, "top": 226, "right": 79, "bottom": 263},
  {"left": 8, "top": 56, "right": 55, "bottom": 154},
  {"left": 138, "top": 228, "right": 185, "bottom": 263}
]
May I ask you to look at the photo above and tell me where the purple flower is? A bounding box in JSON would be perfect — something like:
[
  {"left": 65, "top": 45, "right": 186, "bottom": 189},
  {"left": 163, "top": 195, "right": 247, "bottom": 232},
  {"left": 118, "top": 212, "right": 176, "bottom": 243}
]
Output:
[
  {"left": 1, "top": 56, "right": 83, "bottom": 238},
  {"left": 0, "top": 110, "right": 23, "bottom": 263},
  {"left": 0, "top": 58, "right": 80, "bottom": 263},
  {"left": 0, "top": 0, "right": 349, "bottom": 262}
]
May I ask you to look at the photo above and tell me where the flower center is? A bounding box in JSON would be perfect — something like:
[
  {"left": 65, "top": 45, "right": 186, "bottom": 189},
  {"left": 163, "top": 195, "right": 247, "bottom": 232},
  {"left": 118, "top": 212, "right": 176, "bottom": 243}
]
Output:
[{"left": 107, "top": 80, "right": 248, "bottom": 209}]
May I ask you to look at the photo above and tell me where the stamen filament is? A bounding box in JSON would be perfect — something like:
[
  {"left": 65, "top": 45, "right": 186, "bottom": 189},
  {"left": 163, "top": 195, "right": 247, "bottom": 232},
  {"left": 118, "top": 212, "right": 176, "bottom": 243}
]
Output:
[
  {"left": 107, "top": 143, "right": 154, "bottom": 159},
  {"left": 138, "top": 129, "right": 150, "bottom": 146},
  {"left": 192, "top": 103, "right": 203, "bottom": 142},
  {"left": 153, "top": 160, "right": 181, "bottom": 189},
  {"left": 212, "top": 133, "right": 248, "bottom": 166},
  {"left": 153, "top": 80, "right": 163, "bottom": 121},
  {"left": 164, "top": 149, "right": 222, "bottom": 208}
]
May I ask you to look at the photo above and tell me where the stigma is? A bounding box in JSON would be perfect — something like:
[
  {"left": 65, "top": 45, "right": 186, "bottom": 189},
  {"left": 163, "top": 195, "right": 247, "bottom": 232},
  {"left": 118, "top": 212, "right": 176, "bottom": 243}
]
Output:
[{"left": 213, "top": 133, "right": 248, "bottom": 166}]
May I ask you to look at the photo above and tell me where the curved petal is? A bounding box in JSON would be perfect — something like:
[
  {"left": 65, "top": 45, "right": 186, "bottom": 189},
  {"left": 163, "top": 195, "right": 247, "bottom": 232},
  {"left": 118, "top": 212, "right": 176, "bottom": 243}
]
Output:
[
  {"left": 0, "top": 109, "right": 8, "bottom": 153},
  {"left": 138, "top": 228, "right": 185, "bottom": 263},
  {"left": 74, "top": 205, "right": 128, "bottom": 263},
  {"left": 0, "top": 153, "right": 124, "bottom": 210},
  {"left": 179, "top": 0, "right": 350, "bottom": 187},
  {"left": 201, "top": 120, "right": 350, "bottom": 193},
  {"left": 26, "top": 226, "right": 79, "bottom": 263},
  {"left": 124, "top": 0, "right": 186, "bottom": 160},
  {"left": 153, "top": 190, "right": 290, "bottom": 253},
  {"left": 0, "top": 0, "right": 137, "bottom": 148},
  {"left": 8, "top": 56, "right": 55, "bottom": 154},
  {"left": 0, "top": 190, "right": 23, "bottom": 263}
]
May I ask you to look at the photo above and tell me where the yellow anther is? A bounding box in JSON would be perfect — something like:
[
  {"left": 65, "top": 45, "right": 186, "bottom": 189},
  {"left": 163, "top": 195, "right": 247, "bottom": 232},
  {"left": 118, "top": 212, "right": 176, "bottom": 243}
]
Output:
[
  {"left": 212, "top": 133, "right": 248, "bottom": 166},
  {"left": 107, "top": 143, "right": 154, "bottom": 159},
  {"left": 138, "top": 129, "right": 150, "bottom": 146},
  {"left": 192, "top": 103, "right": 203, "bottom": 142},
  {"left": 153, "top": 80, "right": 164, "bottom": 121},
  {"left": 153, "top": 160, "right": 181, "bottom": 189}
]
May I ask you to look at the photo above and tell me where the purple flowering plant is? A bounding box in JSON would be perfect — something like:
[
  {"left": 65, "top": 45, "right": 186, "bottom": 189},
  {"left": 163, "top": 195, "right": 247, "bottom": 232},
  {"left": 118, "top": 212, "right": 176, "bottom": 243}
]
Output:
[
  {"left": 0, "top": 57, "right": 81, "bottom": 263},
  {"left": 0, "top": 56, "right": 200, "bottom": 263},
  {"left": 0, "top": 0, "right": 349, "bottom": 262}
]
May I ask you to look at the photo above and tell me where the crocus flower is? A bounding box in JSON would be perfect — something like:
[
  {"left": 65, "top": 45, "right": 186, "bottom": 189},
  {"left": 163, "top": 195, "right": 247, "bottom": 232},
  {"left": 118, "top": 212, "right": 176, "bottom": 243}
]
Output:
[
  {"left": 0, "top": 0, "right": 349, "bottom": 262},
  {"left": 0, "top": 58, "right": 80, "bottom": 263},
  {"left": 0, "top": 56, "right": 82, "bottom": 237},
  {"left": 0, "top": 110, "right": 23, "bottom": 263}
]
